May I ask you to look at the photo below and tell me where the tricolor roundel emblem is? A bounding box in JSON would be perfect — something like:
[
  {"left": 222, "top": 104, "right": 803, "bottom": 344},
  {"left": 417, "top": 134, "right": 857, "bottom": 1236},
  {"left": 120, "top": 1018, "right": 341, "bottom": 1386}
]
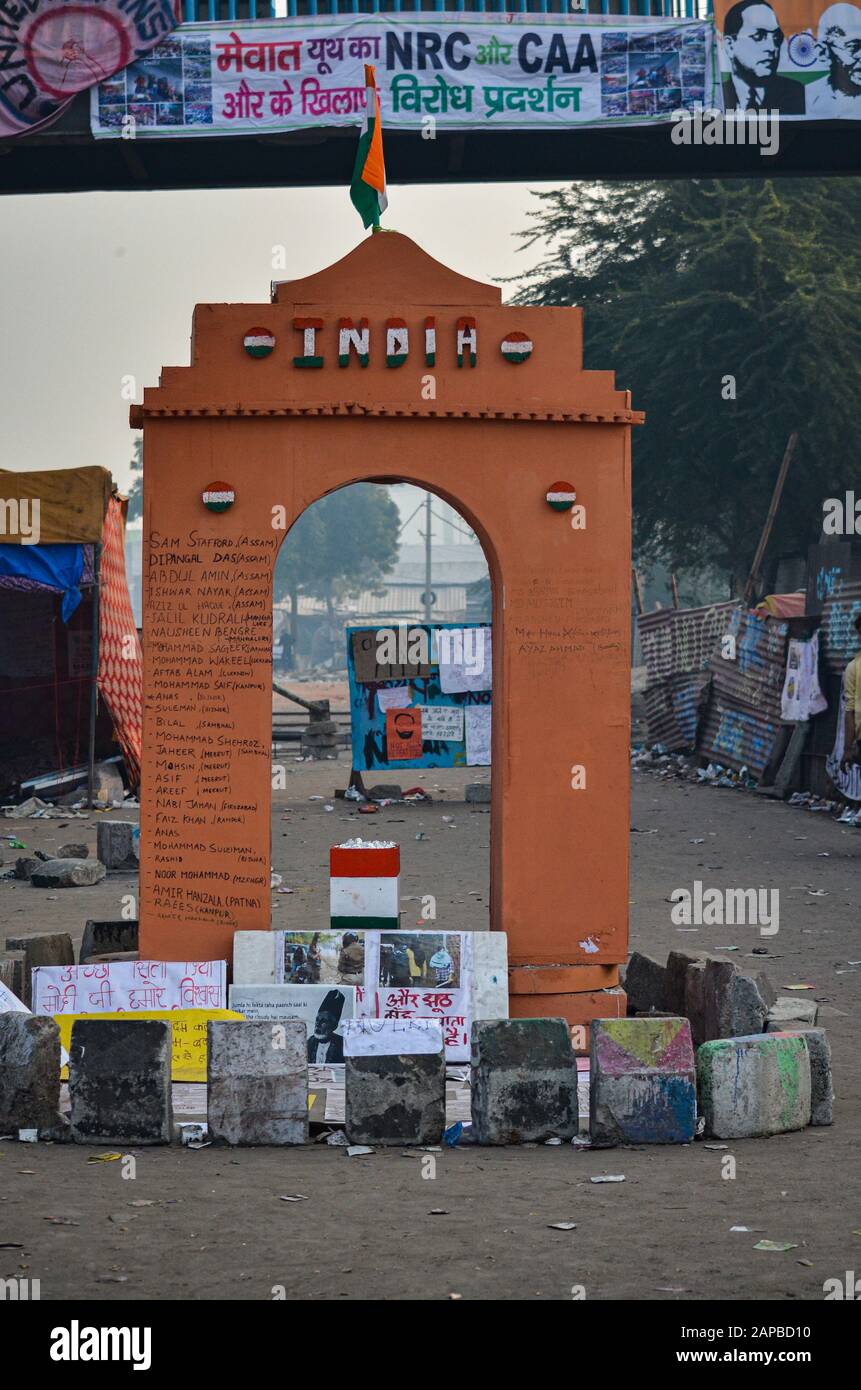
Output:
[
  {"left": 244, "top": 326, "right": 276, "bottom": 358},
  {"left": 546, "top": 482, "right": 576, "bottom": 512},
  {"left": 202, "top": 482, "right": 235, "bottom": 513},
  {"left": 500, "top": 331, "right": 533, "bottom": 364}
]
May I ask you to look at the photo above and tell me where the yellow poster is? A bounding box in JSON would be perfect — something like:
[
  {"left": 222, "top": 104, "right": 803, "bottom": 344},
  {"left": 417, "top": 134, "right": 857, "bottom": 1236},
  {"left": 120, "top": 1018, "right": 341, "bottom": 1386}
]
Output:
[
  {"left": 713, "top": 0, "right": 861, "bottom": 117},
  {"left": 57, "top": 1009, "right": 244, "bottom": 1082}
]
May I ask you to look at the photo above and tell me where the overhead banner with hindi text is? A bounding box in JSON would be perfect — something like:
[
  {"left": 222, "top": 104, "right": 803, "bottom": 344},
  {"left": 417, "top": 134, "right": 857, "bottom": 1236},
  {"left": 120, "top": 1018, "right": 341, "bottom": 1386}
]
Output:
[{"left": 90, "top": 14, "right": 719, "bottom": 138}]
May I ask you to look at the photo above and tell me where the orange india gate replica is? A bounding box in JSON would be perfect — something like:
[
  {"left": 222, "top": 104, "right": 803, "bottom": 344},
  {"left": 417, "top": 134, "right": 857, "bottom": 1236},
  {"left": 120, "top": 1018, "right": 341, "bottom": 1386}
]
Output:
[{"left": 133, "top": 233, "right": 642, "bottom": 1031}]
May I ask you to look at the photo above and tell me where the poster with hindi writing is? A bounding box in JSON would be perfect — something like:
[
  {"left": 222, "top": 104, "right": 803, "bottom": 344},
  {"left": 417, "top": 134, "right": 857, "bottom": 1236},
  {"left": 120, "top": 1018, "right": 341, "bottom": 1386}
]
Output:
[
  {"left": 31, "top": 960, "right": 227, "bottom": 1016},
  {"left": 91, "top": 14, "right": 719, "bottom": 138}
]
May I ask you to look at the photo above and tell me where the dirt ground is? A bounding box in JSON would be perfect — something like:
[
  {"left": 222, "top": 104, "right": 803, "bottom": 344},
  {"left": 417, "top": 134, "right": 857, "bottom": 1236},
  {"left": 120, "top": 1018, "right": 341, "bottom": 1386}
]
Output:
[{"left": 1, "top": 754, "right": 859, "bottom": 1302}]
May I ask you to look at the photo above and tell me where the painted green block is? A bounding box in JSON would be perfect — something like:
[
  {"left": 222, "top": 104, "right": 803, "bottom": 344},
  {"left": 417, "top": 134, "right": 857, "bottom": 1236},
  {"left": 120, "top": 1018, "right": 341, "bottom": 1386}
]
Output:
[{"left": 697, "top": 1033, "right": 811, "bottom": 1139}]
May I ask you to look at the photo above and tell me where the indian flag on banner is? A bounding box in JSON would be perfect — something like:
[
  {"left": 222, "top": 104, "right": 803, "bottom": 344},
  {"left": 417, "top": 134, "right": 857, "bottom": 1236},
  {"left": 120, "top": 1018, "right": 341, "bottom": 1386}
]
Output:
[{"left": 350, "top": 65, "right": 388, "bottom": 231}]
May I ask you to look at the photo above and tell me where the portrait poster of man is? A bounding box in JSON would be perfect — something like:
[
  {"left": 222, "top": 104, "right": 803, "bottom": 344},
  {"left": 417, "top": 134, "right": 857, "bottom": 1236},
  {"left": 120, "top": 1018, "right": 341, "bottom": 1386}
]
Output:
[{"left": 714, "top": 0, "right": 861, "bottom": 115}]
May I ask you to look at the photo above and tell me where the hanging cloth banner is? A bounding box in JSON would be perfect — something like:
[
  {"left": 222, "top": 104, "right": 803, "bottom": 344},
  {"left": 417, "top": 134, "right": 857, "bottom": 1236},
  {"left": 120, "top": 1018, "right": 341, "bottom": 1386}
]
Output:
[
  {"left": 0, "top": 0, "right": 180, "bottom": 139},
  {"left": 97, "top": 495, "right": 143, "bottom": 788},
  {"left": 90, "top": 14, "right": 719, "bottom": 138}
]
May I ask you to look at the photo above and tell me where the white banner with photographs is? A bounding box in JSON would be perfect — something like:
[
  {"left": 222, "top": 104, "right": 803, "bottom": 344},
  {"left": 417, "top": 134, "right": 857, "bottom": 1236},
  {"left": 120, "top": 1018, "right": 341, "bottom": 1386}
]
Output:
[
  {"left": 90, "top": 14, "right": 718, "bottom": 138},
  {"left": 274, "top": 928, "right": 473, "bottom": 1061}
]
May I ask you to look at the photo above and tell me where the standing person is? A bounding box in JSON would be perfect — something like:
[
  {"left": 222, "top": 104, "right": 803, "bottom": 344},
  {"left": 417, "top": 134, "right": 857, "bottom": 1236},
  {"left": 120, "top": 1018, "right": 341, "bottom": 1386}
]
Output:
[
  {"left": 826, "top": 612, "right": 861, "bottom": 807},
  {"left": 429, "top": 944, "right": 454, "bottom": 986},
  {"left": 840, "top": 613, "right": 861, "bottom": 772},
  {"left": 407, "top": 942, "right": 427, "bottom": 984},
  {"left": 338, "top": 931, "right": 365, "bottom": 983}
]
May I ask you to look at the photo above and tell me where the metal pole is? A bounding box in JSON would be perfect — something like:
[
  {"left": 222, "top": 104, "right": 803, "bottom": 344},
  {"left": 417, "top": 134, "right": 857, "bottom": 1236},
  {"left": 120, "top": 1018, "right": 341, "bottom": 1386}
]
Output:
[
  {"left": 86, "top": 544, "right": 102, "bottom": 809},
  {"left": 424, "top": 492, "right": 433, "bottom": 624}
]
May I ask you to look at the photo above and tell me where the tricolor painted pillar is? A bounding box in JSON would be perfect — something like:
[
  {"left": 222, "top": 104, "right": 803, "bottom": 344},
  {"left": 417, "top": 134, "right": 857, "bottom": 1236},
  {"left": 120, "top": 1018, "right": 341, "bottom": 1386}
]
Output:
[{"left": 330, "top": 839, "right": 400, "bottom": 931}]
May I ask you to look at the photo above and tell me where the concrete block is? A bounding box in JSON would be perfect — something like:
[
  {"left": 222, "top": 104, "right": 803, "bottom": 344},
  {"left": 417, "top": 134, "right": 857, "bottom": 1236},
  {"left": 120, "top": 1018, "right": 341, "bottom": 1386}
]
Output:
[
  {"left": 666, "top": 948, "right": 712, "bottom": 1016},
  {"left": 703, "top": 960, "right": 768, "bottom": 1042},
  {"left": 590, "top": 1016, "right": 696, "bottom": 1146},
  {"left": 471, "top": 1018, "right": 578, "bottom": 1144},
  {"left": 684, "top": 960, "right": 707, "bottom": 1048},
  {"left": 57, "top": 843, "right": 89, "bottom": 859},
  {"left": 232, "top": 930, "right": 277, "bottom": 986},
  {"left": 624, "top": 951, "right": 668, "bottom": 1014},
  {"left": 465, "top": 782, "right": 491, "bottom": 804},
  {"left": 96, "top": 821, "right": 139, "bottom": 870},
  {"left": 207, "top": 1019, "right": 307, "bottom": 1146},
  {"left": 13, "top": 857, "right": 40, "bottom": 880},
  {"left": 69, "top": 1019, "right": 172, "bottom": 1145},
  {"left": 21, "top": 934, "right": 74, "bottom": 1008},
  {"left": 30, "top": 859, "right": 106, "bottom": 888},
  {"left": 697, "top": 1033, "right": 811, "bottom": 1139},
  {"left": 79, "top": 919, "right": 139, "bottom": 964},
  {"left": 0, "top": 1014, "right": 62, "bottom": 1135},
  {"left": 0, "top": 955, "right": 25, "bottom": 999},
  {"left": 770, "top": 1028, "right": 833, "bottom": 1126},
  {"left": 346, "top": 1052, "right": 446, "bottom": 1146},
  {"left": 766, "top": 997, "right": 818, "bottom": 1029}
]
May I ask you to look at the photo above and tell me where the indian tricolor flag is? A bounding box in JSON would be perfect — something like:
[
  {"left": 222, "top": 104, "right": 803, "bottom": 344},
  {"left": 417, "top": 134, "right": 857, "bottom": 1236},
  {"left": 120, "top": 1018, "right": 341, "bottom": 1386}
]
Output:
[
  {"left": 350, "top": 65, "right": 388, "bottom": 231},
  {"left": 330, "top": 840, "right": 400, "bottom": 931}
]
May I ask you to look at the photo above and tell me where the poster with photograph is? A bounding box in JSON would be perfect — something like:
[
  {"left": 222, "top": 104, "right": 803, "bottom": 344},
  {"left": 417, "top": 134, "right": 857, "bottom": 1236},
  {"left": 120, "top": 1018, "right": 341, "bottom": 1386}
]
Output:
[
  {"left": 229, "top": 983, "right": 356, "bottom": 1063},
  {"left": 275, "top": 930, "right": 366, "bottom": 987}
]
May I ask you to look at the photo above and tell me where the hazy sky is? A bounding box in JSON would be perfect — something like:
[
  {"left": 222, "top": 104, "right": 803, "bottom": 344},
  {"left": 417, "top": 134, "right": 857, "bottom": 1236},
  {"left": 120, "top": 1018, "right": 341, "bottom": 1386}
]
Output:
[{"left": 0, "top": 182, "right": 558, "bottom": 493}]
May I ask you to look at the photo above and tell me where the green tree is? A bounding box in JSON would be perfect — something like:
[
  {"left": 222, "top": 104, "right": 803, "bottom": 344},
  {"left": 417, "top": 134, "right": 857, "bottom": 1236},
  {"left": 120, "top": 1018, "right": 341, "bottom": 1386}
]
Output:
[
  {"left": 513, "top": 179, "right": 861, "bottom": 594},
  {"left": 126, "top": 436, "right": 143, "bottom": 523},
  {"left": 274, "top": 483, "right": 400, "bottom": 643}
]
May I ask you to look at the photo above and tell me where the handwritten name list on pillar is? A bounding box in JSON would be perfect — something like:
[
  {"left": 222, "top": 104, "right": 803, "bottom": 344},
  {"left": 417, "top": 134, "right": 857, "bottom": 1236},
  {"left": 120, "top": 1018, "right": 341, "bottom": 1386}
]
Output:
[{"left": 144, "top": 529, "right": 277, "bottom": 932}]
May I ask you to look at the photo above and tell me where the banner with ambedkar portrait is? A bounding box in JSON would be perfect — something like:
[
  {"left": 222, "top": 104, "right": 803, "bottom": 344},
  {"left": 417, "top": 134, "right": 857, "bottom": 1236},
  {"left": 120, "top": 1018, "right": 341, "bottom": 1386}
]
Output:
[{"left": 90, "top": 13, "right": 720, "bottom": 137}]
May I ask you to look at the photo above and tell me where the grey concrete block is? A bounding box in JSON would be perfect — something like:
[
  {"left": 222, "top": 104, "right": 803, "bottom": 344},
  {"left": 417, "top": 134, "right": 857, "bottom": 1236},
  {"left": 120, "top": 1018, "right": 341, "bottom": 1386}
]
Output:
[
  {"left": 13, "top": 858, "right": 39, "bottom": 881},
  {"left": 703, "top": 960, "right": 768, "bottom": 1042},
  {"left": 57, "top": 843, "right": 89, "bottom": 859},
  {"left": 697, "top": 1033, "right": 811, "bottom": 1139},
  {"left": 79, "top": 919, "right": 139, "bottom": 964},
  {"left": 770, "top": 1028, "right": 833, "bottom": 1126},
  {"left": 0, "top": 1014, "right": 62, "bottom": 1135},
  {"left": 30, "top": 859, "right": 106, "bottom": 888},
  {"left": 471, "top": 1018, "right": 578, "bottom": 1145},
  {"left": 345, "top": 1052, "right": 446, "bottom": 1146},
  {"left": 0, "top": 955, "right": 25, "bottom": 1000},
  {"left": 96, "top": 821, "right": 139, "bottom": 870},
  {"left": 666, "top": 948, "right": 712, "bottom": 1016},
  {"left": 766, "top": 997, "right": 818, "bottom": 1029},
  {"left": 465, "top": 783, "right": 491, "bottom": 804},
  {"left": 684, "top": 961, "right": 707, "bottom": 1048},
  {"left": 624, "top": 951, "right": 667, "bottom": 1013},
  {"left": 20, "top": 934, "right": 74, "bottom": 1007},
  {"left": 207, "top": 1020, "right": 307, "bottom": 1146},
  {"left": 69, "top": 1019, "right": 172, "bottom": 1145}
]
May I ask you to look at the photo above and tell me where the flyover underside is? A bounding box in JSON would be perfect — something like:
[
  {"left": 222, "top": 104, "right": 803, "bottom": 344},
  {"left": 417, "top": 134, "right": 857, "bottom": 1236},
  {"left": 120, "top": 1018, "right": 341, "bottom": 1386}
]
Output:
[{"left": 2, "top": 92, "right": 859, "bottom": 193}]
